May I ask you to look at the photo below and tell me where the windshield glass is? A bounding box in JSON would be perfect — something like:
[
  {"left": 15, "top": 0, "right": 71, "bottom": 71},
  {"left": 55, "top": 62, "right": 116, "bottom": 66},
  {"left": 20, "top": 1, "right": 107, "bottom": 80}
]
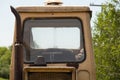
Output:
[{"left": 31, "top": 27, "right": 80, "bottom": 49}]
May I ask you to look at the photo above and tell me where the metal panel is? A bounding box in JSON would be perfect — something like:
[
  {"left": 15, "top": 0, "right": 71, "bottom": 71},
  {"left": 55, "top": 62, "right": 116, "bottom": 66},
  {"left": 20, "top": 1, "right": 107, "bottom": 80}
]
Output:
[{"left": 28, "top": 72, "right": 72, "bottom": 80}]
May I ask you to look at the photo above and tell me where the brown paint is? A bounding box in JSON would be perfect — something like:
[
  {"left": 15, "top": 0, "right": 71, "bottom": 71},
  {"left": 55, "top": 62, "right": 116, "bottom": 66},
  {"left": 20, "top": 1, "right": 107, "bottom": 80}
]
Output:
[{"left": 10, "top": 6, "right": 96, "bottom": 80}]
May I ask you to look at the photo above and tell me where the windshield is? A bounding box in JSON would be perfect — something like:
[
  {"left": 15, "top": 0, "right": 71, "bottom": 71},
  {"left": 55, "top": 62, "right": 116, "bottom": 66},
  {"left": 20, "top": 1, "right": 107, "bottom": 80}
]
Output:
[
  {"left": 31, "top": 27, "right": 80, "bottom": 49},
  {"left": 23, "top": 18, "right": 85, "bottom": 63}
]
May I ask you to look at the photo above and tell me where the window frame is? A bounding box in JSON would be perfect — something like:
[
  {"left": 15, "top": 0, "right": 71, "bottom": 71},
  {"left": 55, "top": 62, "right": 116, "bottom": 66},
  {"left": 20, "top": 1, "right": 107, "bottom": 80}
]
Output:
[{"left": 23, "top": 17, "right": 86, "bottom": 63}]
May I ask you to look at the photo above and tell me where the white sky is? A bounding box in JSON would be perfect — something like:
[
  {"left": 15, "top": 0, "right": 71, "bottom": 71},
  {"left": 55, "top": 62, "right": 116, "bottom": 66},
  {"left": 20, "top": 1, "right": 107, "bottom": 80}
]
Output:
[{"left": 0, "top": 0, "right": 107, "bottom": 47}]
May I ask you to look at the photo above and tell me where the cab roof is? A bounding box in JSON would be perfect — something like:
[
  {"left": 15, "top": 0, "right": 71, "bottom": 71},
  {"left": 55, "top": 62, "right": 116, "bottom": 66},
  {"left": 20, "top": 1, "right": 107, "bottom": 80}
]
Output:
[{"left": 16, "top": 6, "right": 91, "bottom": 13}]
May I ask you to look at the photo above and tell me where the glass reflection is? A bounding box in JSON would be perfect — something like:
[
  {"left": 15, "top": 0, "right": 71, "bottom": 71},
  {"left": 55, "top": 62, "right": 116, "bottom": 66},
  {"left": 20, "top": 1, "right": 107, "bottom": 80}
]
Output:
[{"left": 31, "top": 27, "right": 80, "bottom": 49}]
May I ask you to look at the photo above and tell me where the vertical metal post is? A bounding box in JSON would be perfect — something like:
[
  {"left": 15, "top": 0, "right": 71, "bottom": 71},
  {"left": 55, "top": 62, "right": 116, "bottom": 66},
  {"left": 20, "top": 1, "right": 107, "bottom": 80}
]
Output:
[{"left": 10, "top": 6, "right": 23, "bottom": 80}]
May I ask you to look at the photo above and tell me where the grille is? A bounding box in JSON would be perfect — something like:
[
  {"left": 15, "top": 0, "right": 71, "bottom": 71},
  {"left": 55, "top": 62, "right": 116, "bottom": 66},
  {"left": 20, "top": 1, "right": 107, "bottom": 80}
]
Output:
[{"left": 28, "top": 72, "right": 72, "bottom": 80}]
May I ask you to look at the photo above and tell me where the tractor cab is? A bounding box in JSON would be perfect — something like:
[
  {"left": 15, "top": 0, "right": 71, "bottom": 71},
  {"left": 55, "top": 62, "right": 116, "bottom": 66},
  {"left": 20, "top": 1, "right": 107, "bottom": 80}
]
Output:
[{"left": 10, "top": 0, "right": 96, "bottom": 80}]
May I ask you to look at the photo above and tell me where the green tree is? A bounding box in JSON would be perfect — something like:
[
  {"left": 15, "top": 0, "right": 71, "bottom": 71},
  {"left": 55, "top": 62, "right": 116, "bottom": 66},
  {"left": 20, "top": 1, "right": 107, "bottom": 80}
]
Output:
[
  {"left": 93, "top": 0, "right": 120, "bottom": 80},
  {"left": 0, "top": 47, "right": 11, "bottom": 79}
]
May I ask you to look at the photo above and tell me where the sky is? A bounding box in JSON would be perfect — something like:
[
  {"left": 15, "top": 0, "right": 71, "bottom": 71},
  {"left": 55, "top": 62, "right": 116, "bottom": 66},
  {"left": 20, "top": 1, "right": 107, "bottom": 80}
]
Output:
[{"left": 0, "top": 0, "right": 107, "bottom": 47}]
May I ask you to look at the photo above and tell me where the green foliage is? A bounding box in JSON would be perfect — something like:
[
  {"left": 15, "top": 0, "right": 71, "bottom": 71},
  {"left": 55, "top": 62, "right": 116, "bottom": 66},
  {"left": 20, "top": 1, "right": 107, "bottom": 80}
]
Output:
[
  {"left": 0, "top": 47, "right": 11, "bottom": 79},
  {"left": 93, "top": 0, "right": 120, "bottom": 80},
  {"left": 0, "top": 77, "right": 8, "bottom": 80}
]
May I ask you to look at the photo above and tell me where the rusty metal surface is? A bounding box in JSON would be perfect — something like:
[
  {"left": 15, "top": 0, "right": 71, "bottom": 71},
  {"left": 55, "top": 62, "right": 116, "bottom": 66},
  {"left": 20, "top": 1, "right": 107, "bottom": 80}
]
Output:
[
  {"left": 10, "top": 6, "right": 22, "bottom": 43},
  {"left": 28, "top": 72, "right": 72, "bottom": 80},
  {"left": 10, "top": 6, "right": 23, "bottom": 80}
]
